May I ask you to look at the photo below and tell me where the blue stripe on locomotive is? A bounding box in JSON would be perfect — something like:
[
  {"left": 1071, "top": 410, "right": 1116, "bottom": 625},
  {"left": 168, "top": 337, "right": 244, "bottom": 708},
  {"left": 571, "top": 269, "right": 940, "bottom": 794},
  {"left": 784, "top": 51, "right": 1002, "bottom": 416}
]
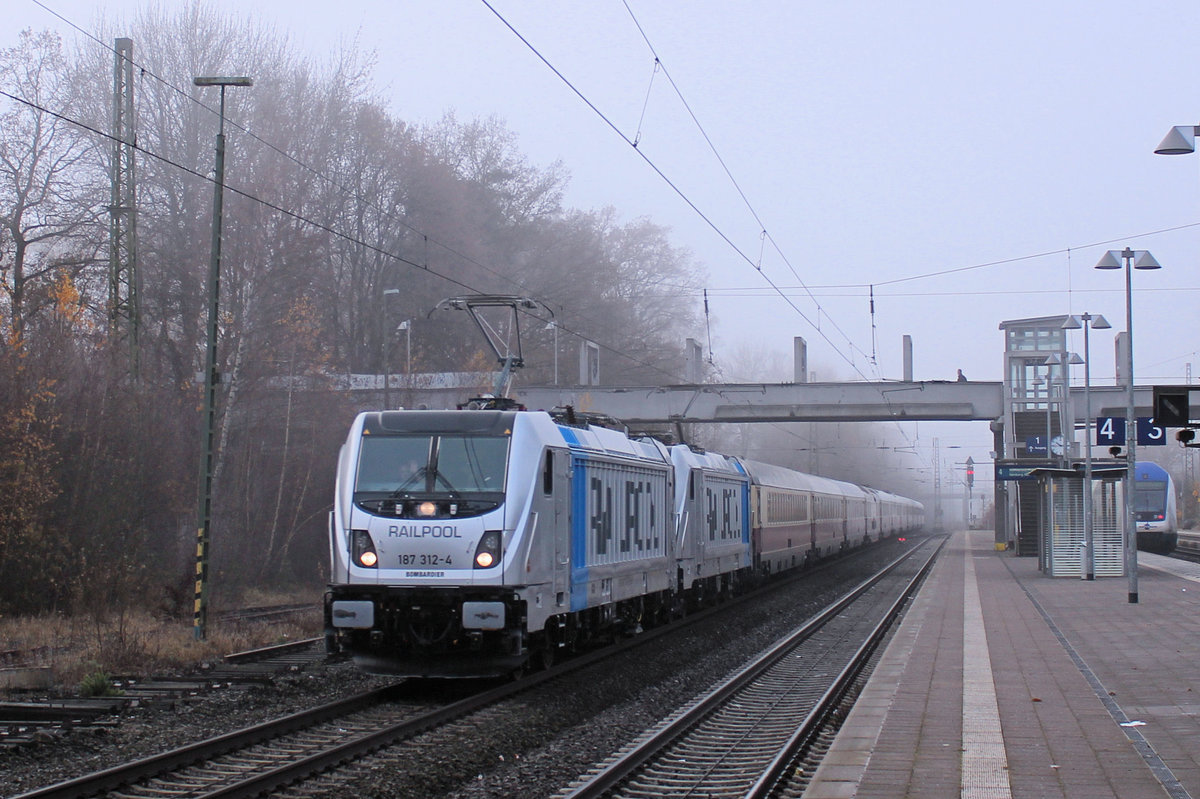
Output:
[
  {"left": 734, "top": 461, "right": 751, "bottom": 548},
  {"left": 558, "top": 425, "right": 582, "bottom": 449},
  {"left": 570, "top": 454, "right": 589, "bottom": 612}
]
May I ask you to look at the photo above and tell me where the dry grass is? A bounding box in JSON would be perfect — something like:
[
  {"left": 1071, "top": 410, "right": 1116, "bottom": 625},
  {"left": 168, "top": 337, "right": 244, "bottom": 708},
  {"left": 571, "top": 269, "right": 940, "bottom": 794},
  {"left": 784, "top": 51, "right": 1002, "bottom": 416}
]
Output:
[{"left": 0, "top": 594, "right": 323, "bottom": 693}]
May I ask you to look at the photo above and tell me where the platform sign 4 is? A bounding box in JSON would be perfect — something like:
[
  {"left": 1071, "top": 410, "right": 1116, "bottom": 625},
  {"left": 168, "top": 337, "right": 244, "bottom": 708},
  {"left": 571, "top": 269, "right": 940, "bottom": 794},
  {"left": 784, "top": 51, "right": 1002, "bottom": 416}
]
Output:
[{"left": 1095, "top": 417, "right": 1166, "bottom": 447}]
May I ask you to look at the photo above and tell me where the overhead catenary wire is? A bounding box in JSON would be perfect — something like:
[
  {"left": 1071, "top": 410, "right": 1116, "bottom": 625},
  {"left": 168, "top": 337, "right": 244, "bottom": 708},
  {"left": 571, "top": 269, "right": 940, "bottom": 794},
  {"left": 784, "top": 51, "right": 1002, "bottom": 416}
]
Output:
[
  {"left": 473, "top": 14, "right": 910, "bottom": 465},
  {"left": 479, "top": 0, "right": 959, "bottom": 463},
  {"left": 620, "top": 0, "right": 892, "bottom": 385},
  {"left": 476, "top": 1, "right": 876, "bottom": 379}
]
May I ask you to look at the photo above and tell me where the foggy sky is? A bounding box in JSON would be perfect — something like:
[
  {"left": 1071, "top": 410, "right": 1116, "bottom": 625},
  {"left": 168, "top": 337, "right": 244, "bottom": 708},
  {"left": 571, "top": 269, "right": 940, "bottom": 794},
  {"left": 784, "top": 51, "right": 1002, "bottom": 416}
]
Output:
[{"left": 10, "top": 0, "right": 1200, "bottom": 492}]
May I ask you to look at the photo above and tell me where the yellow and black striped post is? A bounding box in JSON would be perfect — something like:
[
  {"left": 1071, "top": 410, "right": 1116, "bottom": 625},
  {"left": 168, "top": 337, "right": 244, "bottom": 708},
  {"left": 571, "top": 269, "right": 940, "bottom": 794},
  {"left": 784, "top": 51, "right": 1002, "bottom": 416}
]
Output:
[{"left": 194, "top": 529, "right": 208, "bottom": 639}]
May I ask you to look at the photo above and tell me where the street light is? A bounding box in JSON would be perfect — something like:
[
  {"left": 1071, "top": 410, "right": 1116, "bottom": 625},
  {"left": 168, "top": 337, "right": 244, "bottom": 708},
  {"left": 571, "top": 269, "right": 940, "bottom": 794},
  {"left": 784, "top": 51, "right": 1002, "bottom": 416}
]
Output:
[
  {"left": 1095, "top": 248, "right": 1161, "bottom": 603},
  {"left": 1154, "top": 124, "right": 1200, "bottom": 155},
  {"left": 1062, "top": 315, "right": 1111, "bottom": 580},
  {"left": 192, "top": 75, "right": 251, "bottom": 641}
]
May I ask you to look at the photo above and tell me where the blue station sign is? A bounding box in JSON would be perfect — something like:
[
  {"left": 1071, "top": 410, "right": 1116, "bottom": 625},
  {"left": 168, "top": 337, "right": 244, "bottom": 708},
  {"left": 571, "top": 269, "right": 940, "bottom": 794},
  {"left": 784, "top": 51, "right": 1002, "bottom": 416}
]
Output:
[{"left": 1095, "top": 417, "right": 1166, "bottom": 447}]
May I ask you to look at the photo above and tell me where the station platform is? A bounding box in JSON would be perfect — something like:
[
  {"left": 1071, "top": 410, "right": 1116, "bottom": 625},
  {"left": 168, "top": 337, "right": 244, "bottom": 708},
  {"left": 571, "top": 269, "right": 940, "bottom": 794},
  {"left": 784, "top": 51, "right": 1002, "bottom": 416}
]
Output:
[{"left": 805, "top": 529, "right": 1200, "bottom": 799}]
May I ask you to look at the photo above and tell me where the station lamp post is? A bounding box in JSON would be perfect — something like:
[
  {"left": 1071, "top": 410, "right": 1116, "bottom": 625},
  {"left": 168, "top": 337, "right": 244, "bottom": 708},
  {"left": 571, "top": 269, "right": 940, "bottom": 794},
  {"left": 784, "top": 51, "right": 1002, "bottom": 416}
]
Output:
[
  {"left": 192, "top": 75, "right": 252, "bottom": 641},
  {"left": 382, "top": 289, "right": 399, "bottom": 408},
  {"left": 398, "top": 319, "right": 412, "bottom": 383},
  {"left": 1095, "top": 248, "right": 1161, "bottom": 603},
  {"left": 545, "top": 320, "right": 559, "bottom": 385},
  {"left": 381, "top": 288, "right": 412, "bottom": 407},
  {"left": 1061, "top": 315, "right": 1111, "bottom": 580}
]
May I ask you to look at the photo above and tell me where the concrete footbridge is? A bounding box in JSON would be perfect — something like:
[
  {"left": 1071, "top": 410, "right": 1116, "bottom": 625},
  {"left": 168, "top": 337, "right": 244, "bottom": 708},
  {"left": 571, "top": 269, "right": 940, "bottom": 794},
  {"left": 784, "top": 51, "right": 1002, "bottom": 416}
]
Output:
[{"left": 513, "top": 380, "right": 1153, "bottom": 427}]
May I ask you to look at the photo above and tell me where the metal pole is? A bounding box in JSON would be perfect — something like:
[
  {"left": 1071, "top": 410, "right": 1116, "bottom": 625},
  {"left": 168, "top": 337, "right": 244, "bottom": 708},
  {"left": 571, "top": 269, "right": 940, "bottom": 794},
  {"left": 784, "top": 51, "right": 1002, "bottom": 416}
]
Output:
[
  {"left": 192, "top": 77, "right": 251, "bottom": 641},
  {"left": 1044, "top": 380, "right": 1052, "bottom": 457},
  {"left": 194, "top": 88, "right": 226, "bottom": 641},
  {"left": 1083, "top": 316, "right": 1094, "bottom": 580},
  {"left": 383, "top": 328, "right": 390, "bottom": 409},
  {"left": 382, "top": 289, "right": 401, "bottom": 409},
  {"left": 553, "top": 323, "right": 559, "bottom": 386},
  {"left": 1122, "top": 248, "right": 1138, "bottom": 604}
]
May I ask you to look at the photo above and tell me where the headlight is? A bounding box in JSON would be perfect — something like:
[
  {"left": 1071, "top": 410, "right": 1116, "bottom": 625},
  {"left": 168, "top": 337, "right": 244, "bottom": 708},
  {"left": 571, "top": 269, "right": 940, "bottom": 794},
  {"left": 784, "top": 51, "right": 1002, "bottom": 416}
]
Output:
[
  {"left": 352, "top": 529, "right": 378, "bottom": 569},
  {"left": 417, "top": 501, "right": 438, "bottom": 517},
  {"left": 474, "top": 530, "right": 501, "bottom": 569}
]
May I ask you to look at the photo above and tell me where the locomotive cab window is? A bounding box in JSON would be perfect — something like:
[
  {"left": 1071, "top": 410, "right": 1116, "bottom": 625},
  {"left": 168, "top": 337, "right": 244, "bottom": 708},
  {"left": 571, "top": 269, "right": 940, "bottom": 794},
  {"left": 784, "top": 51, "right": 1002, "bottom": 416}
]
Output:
[{"left": 543, "top": 450, "right": 554, "bottom": 495}]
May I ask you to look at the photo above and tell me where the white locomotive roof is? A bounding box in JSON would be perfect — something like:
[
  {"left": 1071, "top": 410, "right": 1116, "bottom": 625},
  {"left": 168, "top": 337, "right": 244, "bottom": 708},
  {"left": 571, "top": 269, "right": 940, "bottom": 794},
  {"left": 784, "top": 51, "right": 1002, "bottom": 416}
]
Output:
[
  {"left": 551, "top": 417, "right": 670, "bottom": 463},
  {"left": 669, "top": 445, "right": 746, "bottom": 477}
]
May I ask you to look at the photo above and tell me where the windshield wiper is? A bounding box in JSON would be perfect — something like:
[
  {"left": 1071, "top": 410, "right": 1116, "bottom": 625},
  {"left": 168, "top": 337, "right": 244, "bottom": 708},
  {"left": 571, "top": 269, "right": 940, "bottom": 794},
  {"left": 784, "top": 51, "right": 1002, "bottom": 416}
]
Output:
[
  {"left": 389, "top": 467, "right": 429, "bottom": 495},
  {"left": 431, "top": 470, "right": 459, "bottom": 493}
]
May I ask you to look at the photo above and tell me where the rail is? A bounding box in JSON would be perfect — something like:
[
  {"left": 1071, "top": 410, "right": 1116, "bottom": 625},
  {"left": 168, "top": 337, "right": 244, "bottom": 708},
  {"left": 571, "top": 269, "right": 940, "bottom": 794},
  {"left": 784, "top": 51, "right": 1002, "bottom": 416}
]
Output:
[{"left": 559, "top": 536, "right": 943, "bottom": 799}]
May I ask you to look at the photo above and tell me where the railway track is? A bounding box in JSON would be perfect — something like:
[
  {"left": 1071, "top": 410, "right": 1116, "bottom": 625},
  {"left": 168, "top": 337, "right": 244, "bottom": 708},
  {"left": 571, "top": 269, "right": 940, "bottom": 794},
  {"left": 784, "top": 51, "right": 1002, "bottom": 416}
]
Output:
[
  {"left": 2, "top": 638, "right": 327, "bottom": 749},
  {"left": 14, "top": 541, "right": 934, "bottom": 798},
  {"left": 217, "top": 602, "right": 319, "bottom": 624},
  {"left": 557, "top": 536, "right": 943, "bottom": 799}
]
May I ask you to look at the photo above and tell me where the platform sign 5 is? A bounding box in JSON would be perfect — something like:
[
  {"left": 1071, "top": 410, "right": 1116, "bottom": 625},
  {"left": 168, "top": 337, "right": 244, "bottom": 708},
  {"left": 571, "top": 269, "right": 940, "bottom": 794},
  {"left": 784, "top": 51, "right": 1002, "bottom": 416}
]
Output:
[
  {"left": 1138, "top": 419, "right": 1166, "bottom": 446},
  {"left": 1095, "top": 417, "right": 1166, "bottom": 447}
]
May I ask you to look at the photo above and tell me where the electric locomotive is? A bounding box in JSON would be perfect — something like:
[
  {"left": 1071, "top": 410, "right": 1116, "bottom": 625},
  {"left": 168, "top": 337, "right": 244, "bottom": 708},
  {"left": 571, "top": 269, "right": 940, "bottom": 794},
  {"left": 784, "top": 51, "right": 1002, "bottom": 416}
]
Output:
[
  {"left": 325, "top": 409, "right": 677, "bottom": 676},
  {"left": 324, "top": 408, "right": 925, "bottom": 678},
  {"left": 670, "top": 446, "right": 751, "bottom": 607}
]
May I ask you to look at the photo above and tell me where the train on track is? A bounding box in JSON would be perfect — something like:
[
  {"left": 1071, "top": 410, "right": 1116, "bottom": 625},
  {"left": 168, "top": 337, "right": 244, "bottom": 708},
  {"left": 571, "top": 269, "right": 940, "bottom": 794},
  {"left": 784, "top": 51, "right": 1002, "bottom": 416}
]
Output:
[
  {"left": 324, "top": 408, "right": 925, "bottom": 677},
  {"left": 1135, "top": 461, "right": 1177, "bottom": 554}
]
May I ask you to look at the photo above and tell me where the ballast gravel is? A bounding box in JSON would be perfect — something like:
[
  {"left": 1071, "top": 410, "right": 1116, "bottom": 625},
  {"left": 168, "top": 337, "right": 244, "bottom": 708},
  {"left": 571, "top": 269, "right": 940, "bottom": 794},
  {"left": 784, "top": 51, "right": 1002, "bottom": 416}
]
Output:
[{"left": 0, "top": 538, "right": 917, "bottom": 799}]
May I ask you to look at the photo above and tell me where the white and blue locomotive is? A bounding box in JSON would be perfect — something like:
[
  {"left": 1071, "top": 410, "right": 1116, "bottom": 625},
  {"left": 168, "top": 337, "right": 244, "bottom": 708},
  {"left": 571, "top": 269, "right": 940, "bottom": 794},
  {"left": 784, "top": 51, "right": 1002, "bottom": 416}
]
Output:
[
  {"left": 1135, "top": 461, "right": 1178, "bottom": 553},
  {"left": 324, "top": 409, "right": 924, "bottom": 677}
]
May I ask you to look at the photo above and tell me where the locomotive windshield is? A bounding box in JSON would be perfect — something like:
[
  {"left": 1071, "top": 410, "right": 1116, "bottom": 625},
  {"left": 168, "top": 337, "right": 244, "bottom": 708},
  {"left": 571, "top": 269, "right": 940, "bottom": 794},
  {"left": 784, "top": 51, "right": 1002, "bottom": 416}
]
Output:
[
  {"left": 355, "top": 434, "right": 509, "bottom": 496},
  {"left": 1135, "top": 480, "right": 1167, "bottom": 514}
]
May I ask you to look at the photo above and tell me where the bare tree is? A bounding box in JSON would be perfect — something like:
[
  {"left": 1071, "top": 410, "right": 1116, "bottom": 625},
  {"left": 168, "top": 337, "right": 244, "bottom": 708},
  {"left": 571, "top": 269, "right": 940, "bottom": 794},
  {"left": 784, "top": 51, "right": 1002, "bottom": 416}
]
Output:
[
  {"left": 422, "top": 112, "right": 567, "bottom": 225},
  {"left": 0, "top": 29, "right": 104, "bottom": 343}
]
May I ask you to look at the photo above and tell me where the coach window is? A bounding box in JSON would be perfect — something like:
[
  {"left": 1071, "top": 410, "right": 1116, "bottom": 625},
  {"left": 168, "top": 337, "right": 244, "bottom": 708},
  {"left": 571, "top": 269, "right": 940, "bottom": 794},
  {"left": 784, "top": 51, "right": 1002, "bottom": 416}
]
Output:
[{"left": 543, "top": 450, "right": 554, "bottom": 495}]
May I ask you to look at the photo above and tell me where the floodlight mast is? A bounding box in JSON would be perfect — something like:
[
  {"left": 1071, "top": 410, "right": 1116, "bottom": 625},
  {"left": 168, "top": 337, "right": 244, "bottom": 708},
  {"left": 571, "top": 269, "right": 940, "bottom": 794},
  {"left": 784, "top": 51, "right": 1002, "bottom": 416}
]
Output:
[{"left": 434, "top": 295, "right": 554, "bottom": 399}]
